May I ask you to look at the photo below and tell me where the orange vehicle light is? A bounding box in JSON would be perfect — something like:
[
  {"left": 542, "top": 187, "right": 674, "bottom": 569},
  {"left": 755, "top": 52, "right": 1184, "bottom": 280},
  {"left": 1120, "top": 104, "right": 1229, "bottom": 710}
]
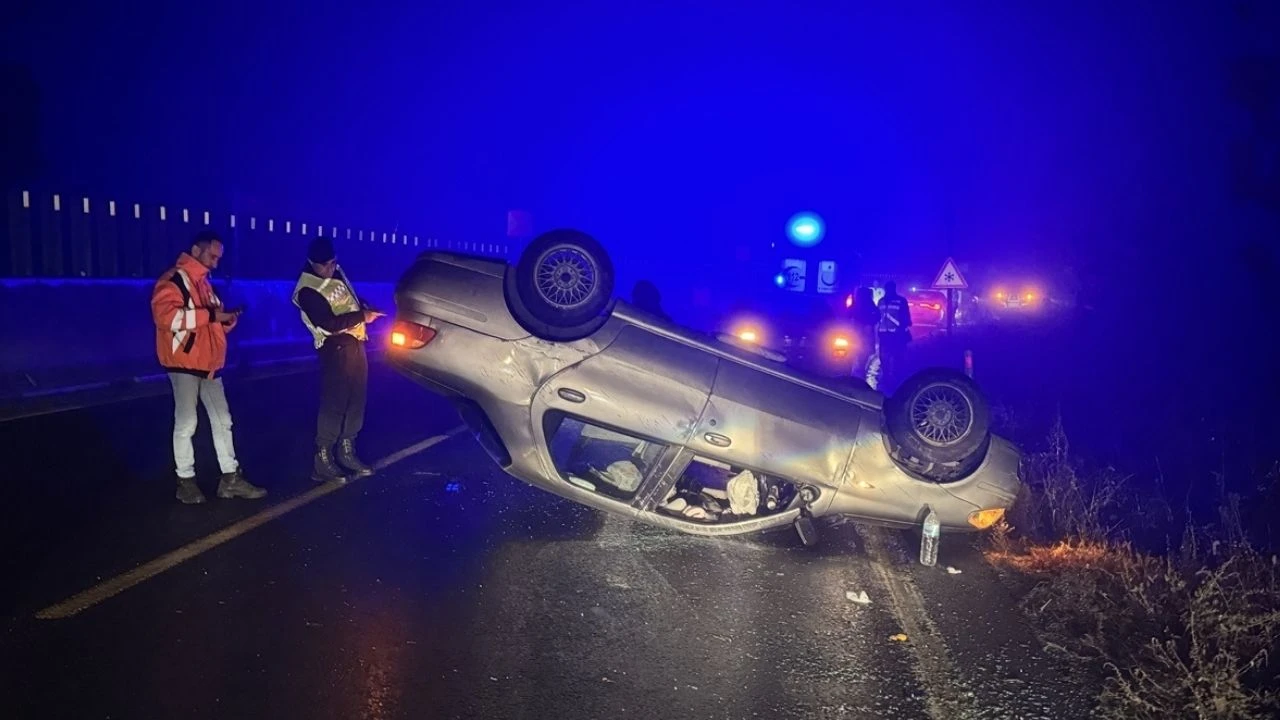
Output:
[
  {"left": 389, "top": 321, "right": 436, "bottom": 350},
  {"left": 968, "top": 508, "right": 1006, "bottom": 530}
]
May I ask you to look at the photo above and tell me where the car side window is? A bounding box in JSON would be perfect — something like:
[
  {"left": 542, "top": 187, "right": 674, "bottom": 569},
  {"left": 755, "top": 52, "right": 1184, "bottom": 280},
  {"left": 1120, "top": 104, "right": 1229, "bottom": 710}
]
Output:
[
  {"left": 655, "top": 455, "right": 798, "bottom": 523},
  {"left": 548, "top": 417, "right": 665, "bottom": 501}
]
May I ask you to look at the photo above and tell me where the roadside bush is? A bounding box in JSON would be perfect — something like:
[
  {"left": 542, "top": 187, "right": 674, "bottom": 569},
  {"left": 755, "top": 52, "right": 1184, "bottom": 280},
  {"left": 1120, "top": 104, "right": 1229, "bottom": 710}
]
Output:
[
  {"left": 989, "top": 420, "right": 1280, "bottom": 719},
  {"left": 1003, "top": 414, "right": 1127, "bottom": 544}
]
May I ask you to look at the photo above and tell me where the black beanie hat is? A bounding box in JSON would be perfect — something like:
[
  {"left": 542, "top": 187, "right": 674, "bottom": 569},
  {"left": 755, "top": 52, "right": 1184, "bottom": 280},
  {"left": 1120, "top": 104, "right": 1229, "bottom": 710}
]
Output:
[{"left": 307, "top": 236, "right": 335, "bottom": 264}]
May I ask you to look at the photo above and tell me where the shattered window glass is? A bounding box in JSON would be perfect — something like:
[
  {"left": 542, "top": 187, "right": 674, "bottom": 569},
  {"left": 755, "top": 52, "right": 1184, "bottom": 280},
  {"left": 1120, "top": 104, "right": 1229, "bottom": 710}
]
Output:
[{"left": 548, "top": 417, "right": 664, "bottom": 500}]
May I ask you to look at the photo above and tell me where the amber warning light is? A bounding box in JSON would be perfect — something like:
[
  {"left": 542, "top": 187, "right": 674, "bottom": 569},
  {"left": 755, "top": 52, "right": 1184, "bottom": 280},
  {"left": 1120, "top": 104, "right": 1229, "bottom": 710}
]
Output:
[
  {"left": 389, "top": 321, "right": 436, "bottom": 349},
  {"left": 832, "top": 335, "right": 851, "bottom": 357}
]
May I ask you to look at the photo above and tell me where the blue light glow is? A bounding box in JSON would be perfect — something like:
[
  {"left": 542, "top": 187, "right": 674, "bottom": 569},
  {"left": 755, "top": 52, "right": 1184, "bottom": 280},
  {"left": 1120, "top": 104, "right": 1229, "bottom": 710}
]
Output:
[
  {"left": 774, "top": 273, "right": 786, "bottom": 287},
  {"left": 786, "top": 212, "right": 825, "bottom": 247}
]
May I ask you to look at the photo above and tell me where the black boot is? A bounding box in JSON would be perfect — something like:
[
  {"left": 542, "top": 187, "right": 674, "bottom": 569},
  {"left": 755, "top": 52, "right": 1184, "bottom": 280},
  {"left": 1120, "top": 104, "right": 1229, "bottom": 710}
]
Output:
[
  {"left": 176, "top": 475, "right": 206, "bottom": 505},
  {"left": 217, "top": 470, "right": 268, "bottom": 500},
  {"left": 336, "top": 438, "right": 374, "bottom": 478},
  {"left": 313, "top": 447, "right": 348, "bottom": 484}
]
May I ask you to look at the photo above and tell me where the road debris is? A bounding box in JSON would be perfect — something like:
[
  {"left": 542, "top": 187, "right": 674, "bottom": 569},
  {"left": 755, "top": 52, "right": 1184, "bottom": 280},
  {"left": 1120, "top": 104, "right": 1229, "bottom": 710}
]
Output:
[{"left": 845, "top": 590, "right": 872, "bottom": 605}]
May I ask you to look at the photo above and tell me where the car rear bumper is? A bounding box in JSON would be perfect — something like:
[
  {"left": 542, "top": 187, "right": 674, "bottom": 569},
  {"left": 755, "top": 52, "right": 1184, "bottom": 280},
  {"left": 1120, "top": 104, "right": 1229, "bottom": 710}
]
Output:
[
  {"left": 937, "top": 435, "right": 1021, "bottom": 527},
  {"left": 832, "top": 429, "right": 1023, "bottom": 533}
]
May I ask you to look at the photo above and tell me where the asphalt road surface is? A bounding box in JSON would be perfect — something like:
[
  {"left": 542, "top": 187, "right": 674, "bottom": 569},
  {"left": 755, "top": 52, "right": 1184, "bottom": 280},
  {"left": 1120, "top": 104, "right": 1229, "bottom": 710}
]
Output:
[{"left": 1, "top": 359, "right": 1100, "bottom": 719}]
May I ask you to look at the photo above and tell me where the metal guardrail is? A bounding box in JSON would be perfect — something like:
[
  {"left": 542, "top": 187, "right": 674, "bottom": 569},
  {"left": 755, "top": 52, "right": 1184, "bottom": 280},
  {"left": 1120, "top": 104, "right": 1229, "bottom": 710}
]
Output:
[{"left": 2, "top": 189, "right": 512, "bottom": 280}]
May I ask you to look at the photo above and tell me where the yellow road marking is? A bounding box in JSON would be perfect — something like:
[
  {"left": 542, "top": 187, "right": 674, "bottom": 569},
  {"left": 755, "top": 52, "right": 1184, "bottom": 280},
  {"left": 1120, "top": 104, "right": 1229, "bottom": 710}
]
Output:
[{"left": 35, "top": 425, "right": 465, "bottom": 620}]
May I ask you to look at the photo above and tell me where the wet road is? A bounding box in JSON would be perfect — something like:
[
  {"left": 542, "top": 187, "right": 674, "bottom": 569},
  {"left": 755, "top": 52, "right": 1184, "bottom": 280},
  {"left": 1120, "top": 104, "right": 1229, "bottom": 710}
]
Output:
[{"left": 1, "top": 360, "right": 1099, "bottom": 719}]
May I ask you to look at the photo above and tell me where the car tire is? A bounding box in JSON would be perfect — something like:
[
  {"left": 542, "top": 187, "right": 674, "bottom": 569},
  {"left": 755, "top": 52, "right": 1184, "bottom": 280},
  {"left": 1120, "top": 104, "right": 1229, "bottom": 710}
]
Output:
[
  {"left": 884, "top": 368, "right": 991, "bottom": 482},
  {"left": 505, "top": 228, "right": 616, "bottom": 341}
]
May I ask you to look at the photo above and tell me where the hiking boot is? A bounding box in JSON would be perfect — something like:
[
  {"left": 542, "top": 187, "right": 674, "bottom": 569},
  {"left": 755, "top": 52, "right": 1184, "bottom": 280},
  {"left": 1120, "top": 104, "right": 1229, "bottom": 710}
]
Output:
[
  {"left": 336, "top": 438, "right": 374, "bottom": 478},
  {"left": 313, "top": 447, "right": 348, "bottom": 484},
  {"left": 176, "top": 476, "right": 206, "bottom": 505},
  {"left": 216, "top": 470, "right": 268, "bottom": 500}
]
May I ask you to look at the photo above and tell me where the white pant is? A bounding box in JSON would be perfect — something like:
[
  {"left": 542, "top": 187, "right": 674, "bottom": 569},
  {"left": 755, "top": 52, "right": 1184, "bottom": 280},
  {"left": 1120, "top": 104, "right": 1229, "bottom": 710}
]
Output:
[{"left": 169, "top": 373, "right": 239, "bottom": 478}]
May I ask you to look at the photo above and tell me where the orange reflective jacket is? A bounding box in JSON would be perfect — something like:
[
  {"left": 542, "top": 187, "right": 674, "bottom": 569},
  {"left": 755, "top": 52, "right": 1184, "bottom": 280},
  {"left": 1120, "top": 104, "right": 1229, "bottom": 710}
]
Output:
[{"left": 151, "top": 253, "right": 228, "bottom": 378}]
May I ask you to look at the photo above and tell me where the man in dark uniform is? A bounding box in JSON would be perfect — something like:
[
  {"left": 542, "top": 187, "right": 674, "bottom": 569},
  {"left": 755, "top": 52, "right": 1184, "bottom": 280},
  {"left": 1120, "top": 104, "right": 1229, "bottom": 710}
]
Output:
[
  {"left": 867, "top": 281, "right": 912, "bottom": 390},
  {"left": 292, "top": 237, "right": 384, "bottom": 483}
]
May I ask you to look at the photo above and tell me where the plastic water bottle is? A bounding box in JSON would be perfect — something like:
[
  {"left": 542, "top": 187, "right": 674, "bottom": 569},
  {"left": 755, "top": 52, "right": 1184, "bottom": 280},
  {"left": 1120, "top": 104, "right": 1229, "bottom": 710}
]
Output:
[{"left": 920, "top": 507, "right": 940, "bottom": 567}]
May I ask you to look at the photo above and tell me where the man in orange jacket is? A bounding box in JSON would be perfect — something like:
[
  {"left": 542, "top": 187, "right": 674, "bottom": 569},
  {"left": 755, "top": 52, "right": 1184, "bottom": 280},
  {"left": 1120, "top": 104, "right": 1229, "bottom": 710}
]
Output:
[{"left": 151, "top": 230, "right": 267, "bottom": 504}]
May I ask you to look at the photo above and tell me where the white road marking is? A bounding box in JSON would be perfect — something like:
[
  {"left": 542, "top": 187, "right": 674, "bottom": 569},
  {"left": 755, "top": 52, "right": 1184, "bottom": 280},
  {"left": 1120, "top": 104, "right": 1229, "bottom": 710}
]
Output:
[
  {"left": 860, "top": 526, "right": 976, "bottom": 719},
  {"left": 374, "top": 427, "right": 463, "bottom": 469},
  {"left": 35, "top": 425, "right": 466, "bottom": 620}
]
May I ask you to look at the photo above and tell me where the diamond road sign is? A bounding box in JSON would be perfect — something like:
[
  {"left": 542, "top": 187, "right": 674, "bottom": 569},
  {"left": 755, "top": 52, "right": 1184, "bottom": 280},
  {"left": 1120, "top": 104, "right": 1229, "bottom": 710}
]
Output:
[{"left": 931, "top": 257, "right": 968, "bottom": 289}]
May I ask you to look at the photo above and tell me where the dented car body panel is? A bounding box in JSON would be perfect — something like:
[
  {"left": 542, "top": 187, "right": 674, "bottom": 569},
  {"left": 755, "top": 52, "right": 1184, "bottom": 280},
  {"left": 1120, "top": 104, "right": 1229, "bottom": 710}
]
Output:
[{"left": 389, "top": 252, "right": 1021, "bottom": 536}]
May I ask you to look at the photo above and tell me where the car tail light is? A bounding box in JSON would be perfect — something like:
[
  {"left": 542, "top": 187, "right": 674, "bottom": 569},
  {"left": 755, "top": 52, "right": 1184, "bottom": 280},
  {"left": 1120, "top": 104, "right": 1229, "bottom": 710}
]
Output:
[
  {"left": 967, "top": 508, "right": 1006, "bottom": 530},
  {"left": 389, "top": 320, "right": 436, "bottom": 350}
]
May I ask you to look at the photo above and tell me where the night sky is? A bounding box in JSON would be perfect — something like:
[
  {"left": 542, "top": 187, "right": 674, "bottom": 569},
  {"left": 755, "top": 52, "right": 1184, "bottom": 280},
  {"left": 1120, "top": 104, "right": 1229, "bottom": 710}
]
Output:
[{"left": 3, "top": 1, "right": 1277, "bottom": 299}]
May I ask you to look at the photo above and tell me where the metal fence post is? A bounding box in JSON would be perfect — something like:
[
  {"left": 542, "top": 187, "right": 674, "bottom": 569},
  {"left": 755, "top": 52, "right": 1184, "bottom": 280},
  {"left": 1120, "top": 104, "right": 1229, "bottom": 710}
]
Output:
[
  {"left": 40, "top": 192, "right": 65, "bottom": 276},
  {"left": 69, "top": 196, "right": 93, "bottom": 276},
  {"left": 6, "top": 190, "right": 34, "bottom": 276},
  {"left": 120, "top": 202, "right": 145, "bottom": 277},
  {"left": 97, "top": 200, "right": 120, "bottom": 277},
  {"left": 147, "top": 205, "right": 170, "bottom": 274}
]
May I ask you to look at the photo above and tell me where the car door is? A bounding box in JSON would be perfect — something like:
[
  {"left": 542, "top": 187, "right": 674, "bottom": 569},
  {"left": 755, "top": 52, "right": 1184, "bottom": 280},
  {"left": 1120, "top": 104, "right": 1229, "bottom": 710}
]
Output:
[
  {"left": 687, "top": 358, "right": 861, "bottom": 490},
  {"left": 533, "top": 323, "right": 720, "bottom": 506}
]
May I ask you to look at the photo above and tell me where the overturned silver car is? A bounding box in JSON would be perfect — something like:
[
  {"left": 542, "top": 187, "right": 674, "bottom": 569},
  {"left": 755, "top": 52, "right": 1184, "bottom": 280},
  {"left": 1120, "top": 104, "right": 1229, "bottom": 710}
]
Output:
[{"left": 387, "top": 229, "right": 1021, "bottom": 545}]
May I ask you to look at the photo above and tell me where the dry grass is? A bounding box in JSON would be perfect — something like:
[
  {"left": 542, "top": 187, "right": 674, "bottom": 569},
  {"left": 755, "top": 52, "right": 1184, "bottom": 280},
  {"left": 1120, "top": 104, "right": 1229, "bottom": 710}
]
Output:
[
  {"left": 1002, "top": 414, "right": 1128, "bottom": 543},
  {"left": 988, "top": 419, "right": 1280, "bottom": 719}
]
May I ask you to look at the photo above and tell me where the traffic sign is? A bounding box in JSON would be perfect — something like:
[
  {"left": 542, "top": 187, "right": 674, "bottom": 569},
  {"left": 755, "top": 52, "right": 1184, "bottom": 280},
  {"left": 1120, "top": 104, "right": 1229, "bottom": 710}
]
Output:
[
  {"left": 816, "top": 260, "right": 837, "bottom": 293},
  {"left": 780, "top": 258, "right": 807, "bottom": 292},
  {"left": 931, "top": 257, "right": 968, "bottom": 289}
]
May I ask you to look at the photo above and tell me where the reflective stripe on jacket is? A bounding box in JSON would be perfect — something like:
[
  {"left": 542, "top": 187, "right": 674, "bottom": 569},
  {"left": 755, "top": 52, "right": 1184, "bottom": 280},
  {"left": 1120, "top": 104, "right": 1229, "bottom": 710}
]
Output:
[
  {"left": 151, "top": 253, "right": 227, "bottom": 378},
  {"left": 292, "top": 270, "right": 368, "bottom": 349}
]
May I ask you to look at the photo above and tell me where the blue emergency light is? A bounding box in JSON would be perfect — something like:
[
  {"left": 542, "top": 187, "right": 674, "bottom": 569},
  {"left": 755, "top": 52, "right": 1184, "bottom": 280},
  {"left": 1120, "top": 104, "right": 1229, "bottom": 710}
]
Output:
[{"left": 786, "top": 212, "right": 825, "bottom": 247}]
